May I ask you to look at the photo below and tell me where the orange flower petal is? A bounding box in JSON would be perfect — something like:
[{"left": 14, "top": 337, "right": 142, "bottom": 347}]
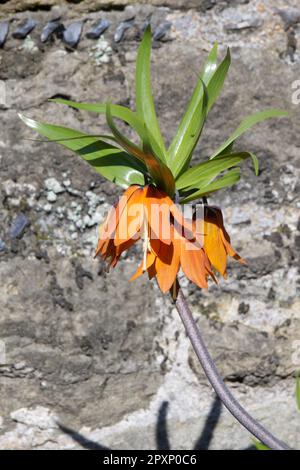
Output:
[
  {"left": 147, "top": 262, "right": 157, "bottom": 280},
  {"left": 220, "top": 230, "right": 247, "bottom": 265},
  {"left": 144, "top": 186, "right": 194, "bottom": 245},
  {"left": 155, "top": 236, "right": 180, "bottom": 293},
  {"left": 114, "top": 187, "right": 146, "bottom": 246},
  {"left": 144, "top": 186, "right": 172, "bottom": 245},
  {"left": 202, "top": 206, "right": 247, "bottom": 277},
  {"left": 101, "top": 184, "right": 140, "bottom": 241},
  {"left": 130, "top": 249, "right": 156, "bottom": 281},
  {"left": 180, "top": 239, "right": 209, "bottom": 289}
]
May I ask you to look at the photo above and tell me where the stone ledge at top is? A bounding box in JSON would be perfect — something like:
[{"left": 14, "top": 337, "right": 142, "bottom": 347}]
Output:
[{"left": 0, "top": 0, "right": 218, "bottom": 14}]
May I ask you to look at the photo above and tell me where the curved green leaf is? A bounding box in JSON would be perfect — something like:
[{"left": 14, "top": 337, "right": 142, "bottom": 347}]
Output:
[
  {"left": 180, "top": 167, "right": 241, "bottom": 203},
  {"left": 136, "top": 26, "right": 166, "bottom": 162},
  {"left": 167, "top": 47, "right": 230, "bottom": 178},
  {"left": 168, "top": 79, "right": 208, "bottom": 178},
  {"left": 206, "top": 47, "right": 231, "bottom": 112},
  {"left": 218, "top": 141, "right": 235, "bottom": 157},
  {"left": 210, "top": 109, "right": 289, "bottom": 160},
  {"left": 50, "top": 98, "right": 166, "bottom": 163},
  {"left": 106, "top": 104, "right": 175, "bottom": 197},
  {"left": 19, "top": 114, "right": 146, "bottom": 188},
  {"left": 201, "top": 42, "right": 218, "bottom": 84},
  {"left": 50, "top": 98, "right": 137, "bottom": 126},
  {"left": 176, "top": 151, "right": 257, "bottom": 190}
]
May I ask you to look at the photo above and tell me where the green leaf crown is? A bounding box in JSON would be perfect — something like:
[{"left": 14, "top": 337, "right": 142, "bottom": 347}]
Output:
[{"left": 19, "top": 26, "right": 288, "bottom": 202}]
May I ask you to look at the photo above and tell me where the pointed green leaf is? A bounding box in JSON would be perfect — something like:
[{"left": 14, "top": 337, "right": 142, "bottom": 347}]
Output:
[
  {"left": 50, "top": 98, "right": 166, "bottom": 164},
  {"left": 206, "top": 47, "right": 231, "bottom": 112},
  {"left": 19, "top": 114, "right": 146, "bottom": 188},
  {"left": 50, "top": 98, "right": 136, "bottom": 125},
  {"left": 167, "top": 47, "right": 230, "bottom": 178},
  {"left": 201, "top": 42, "right": 218, "bottom": 84},
  {"left": 180, "top": 167, "right": 241, "bottom": 203},
  {"left": 218, "top": 141, "right": 235, "bottom": 156},
  {"left": 168, "top": 79, "right": 208, "bottom": 178},
  {"left": 176, "top": 152, "right": 255, "bottom": 190},
  {"left": 106, "top": 104, "right": 175, "bottom": 196},
  {"left": 210, "top": 109, "right": 289, "bottom": 160},
  {"left": 135, "top": 26, "right": 166, "bottom": 161}
]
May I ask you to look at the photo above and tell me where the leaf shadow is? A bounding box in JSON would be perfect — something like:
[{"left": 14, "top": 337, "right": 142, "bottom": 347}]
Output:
[
  {"left": 57, "top": 423, "right": 110, "bottom": 450},
  {"left": 193, "top": 395, "right": 222, "bottom": 450},
  {"left": 155, "top": 400, "right": 170, "bottom": 450},
  {"left": 57, "top": 394, "right": 257, "bottom": 450}
]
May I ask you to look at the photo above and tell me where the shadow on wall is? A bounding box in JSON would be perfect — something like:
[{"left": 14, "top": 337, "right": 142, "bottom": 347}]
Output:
[{"left": 57, "top": 395, "right": 256, "bottom": 450}]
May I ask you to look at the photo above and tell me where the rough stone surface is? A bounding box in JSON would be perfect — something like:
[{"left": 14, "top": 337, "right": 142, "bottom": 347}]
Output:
[
  {"left": 0, "top": 0, "right": 300, "bottom": 450},
  {"left": 0, "top": 1, "right": 215, "bottom": 14}
]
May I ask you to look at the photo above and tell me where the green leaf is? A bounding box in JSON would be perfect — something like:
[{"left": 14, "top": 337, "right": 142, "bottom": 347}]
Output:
[
  {"left": 218, "top": 141, "right": 235, "bottom": 156},
  {"left": 168, "top": 79, "right": 208, "bottom": 178},
  {"left": 176, "top": 152, "right": 255, "bottom": 190},
  {"left": 201, "top": 42, "right": 218, "bottom": 84},
  {"left": 180, "top": 167, "right": 241, "bottom": 203},
  {"left": 50, "top": 98, "right": 166, "bottom": 164},
  {"left": 50, "top": 98, "right": 137, "bottom": 125},
  {"left": 206, "top": 47, "right": 231, "bottom": 112},
  {"left": 167, "top": 46, "right": 230, "bottom": 178},
  {"left": 135, "top": 26, "right": 166, "bottom": 161},
  {"left": 251, "top": 153, "right": 259, "bottom": 176},
  {"left": 252, "top": 440, "right": 270, "bottom": 451},
  {"left": 19, "top": 114, "right": 147, "bottom": 188},
  {"left": 210, "top": 109, "right": 289, "bottom": 160},
  {"left": 296, "top": 374, "right": 300, "bottom": 412},
  {"left": 106, "top": 104, "right": 175, "bottom": 196}
]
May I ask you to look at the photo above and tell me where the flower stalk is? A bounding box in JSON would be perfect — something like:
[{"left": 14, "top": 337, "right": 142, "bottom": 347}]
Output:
[{"left": 174, "top": 283, "right": 290, "bottom": 451}]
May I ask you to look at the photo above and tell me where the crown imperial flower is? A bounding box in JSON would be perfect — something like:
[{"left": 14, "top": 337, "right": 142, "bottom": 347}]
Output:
[
  {"left": 19, "top": 26, "right": 287, "bottom": 296},
  {"left": 18, "top": 25, "right": 291, "bottom": 450},
  {"left": 95, "top": 184, "right": 245, "bottom": 294}
]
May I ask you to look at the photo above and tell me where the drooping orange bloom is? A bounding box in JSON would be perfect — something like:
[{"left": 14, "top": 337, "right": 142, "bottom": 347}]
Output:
[
  {"left": 203, "top": 205, "right": 246, "bottom": 278},
  {"left": 95, "top": 185, "right": 245, "bottom": 294},
  {"left": 131, "top": 222, "right": 216, "bottom": 293},
  {"left": 95, "top": 185, "right": 145, "bottom": 268}
]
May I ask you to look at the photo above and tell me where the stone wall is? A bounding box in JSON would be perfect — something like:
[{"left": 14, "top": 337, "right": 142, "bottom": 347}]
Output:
[
  {"left": 0, "top": 0, "right": 300, "bottom": 449},
  {"left": 0, "top": 1, "right": 216, "bottom": 14}
]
